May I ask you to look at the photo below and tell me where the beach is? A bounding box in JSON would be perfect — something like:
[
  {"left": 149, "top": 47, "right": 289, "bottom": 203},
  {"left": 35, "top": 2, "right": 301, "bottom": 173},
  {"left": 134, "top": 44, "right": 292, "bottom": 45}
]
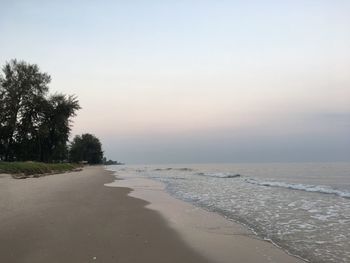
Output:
[{"left": 0, "top": 166, "right": 303, "bottom": 263}]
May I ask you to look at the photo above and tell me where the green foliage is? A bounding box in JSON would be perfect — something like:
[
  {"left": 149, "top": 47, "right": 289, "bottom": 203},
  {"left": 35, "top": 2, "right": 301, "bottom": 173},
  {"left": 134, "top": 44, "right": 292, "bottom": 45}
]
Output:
[
  {"left": 102, "top": 157, "right": 124, "bottom": 165},
  {"left": 0, "top": 59, "right": 80, "bottom": 162},
  {"left": 0, "top": 161, "right": 79, "bottom": 176},
  {"left": 69, "top": 134, "right": 103, "bottom": 164}
]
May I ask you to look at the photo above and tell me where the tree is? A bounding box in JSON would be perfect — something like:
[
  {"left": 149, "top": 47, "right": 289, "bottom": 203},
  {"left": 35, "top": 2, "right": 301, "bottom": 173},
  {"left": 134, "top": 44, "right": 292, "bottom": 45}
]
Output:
[
  {"left": 0, "top": 59, "right": 50, "bottom": 161},
  {"left": 0, "top": 82, "right": 6, "bottom": 160},
  {"left": 69, "top": 134, "right": 103, "bottom": 164},
  {"left": 37, "top": 94, "right": 80, "bottom": 162},
  {"left": 0, "top": 59, "right": 80, "bottom": 162}
]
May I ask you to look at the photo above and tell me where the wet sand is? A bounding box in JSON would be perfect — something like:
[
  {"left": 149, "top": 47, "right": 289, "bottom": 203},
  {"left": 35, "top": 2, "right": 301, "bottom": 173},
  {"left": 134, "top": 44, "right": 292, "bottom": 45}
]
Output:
[
  {"left": 1, "top": 166, "right": 304, "bottom": 263},
  {"left": 0, "top": 166, "right": 209, "bottom": 263},
  {"left": 106, "top": 169, "right": 305, "bottom": 263}
]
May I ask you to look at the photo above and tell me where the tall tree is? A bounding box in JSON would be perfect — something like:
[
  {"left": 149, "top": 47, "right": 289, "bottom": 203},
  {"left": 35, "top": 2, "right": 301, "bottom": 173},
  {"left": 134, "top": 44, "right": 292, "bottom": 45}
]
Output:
[
  {"left": 0, "top": 82, "right": 6, "bottom": 160},
  {"left": 0, "top": 59, "right": 80, "bottom": 162},
  {"left": 69, "top": 134, "right": 103, "bottom": 164},
  {"left": 38, "top": 94, "right": 80, "bottom": 162},
  {"left": 0, "top": 59, "right": 50, "bottom": 161}
]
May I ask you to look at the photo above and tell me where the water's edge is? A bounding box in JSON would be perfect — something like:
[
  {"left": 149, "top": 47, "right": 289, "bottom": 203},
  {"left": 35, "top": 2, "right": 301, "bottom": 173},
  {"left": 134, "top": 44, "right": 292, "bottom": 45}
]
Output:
[{"left": 105, "top": 168, "right": 306, "bottom": 263}]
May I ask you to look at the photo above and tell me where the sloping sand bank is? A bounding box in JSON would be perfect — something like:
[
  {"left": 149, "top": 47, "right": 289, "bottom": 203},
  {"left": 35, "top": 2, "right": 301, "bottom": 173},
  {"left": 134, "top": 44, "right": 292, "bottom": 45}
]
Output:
[{"left": 0, "top": 166, "right": 209, "bottom": 263}]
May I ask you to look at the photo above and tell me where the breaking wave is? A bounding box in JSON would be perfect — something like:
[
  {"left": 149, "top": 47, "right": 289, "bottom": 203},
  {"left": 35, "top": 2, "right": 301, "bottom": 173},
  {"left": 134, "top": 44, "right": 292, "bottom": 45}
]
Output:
[
  {"left": 153, "top": 168, "right": 193, "bottom": 172},
  {"left": 245, "top": 178, "right": 350, "bottom": 198},
  {"left": 195, "top": 172, "right": 241, "bottom": 178}
]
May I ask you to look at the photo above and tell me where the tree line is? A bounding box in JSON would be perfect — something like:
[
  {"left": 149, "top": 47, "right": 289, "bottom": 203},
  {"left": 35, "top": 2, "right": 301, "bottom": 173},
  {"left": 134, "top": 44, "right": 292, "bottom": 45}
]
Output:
[{"left": 0, "top": 59, "right": 103, "bottom": 164}]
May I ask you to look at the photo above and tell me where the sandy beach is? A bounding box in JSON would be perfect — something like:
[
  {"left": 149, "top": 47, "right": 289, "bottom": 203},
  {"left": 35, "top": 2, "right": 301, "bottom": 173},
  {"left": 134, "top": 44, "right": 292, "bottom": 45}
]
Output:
[
  {"left": 1, "top": 166, "right": 303, "bottom": 263},
  {"left": 0, "top": 167, "right": 209, "bottom": 263}
]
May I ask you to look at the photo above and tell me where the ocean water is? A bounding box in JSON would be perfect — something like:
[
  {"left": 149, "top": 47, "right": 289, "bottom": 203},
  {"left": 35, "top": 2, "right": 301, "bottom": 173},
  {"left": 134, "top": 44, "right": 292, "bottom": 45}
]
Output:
[{"left": 109, "top": 162, "right": 350, "bottom": 263}]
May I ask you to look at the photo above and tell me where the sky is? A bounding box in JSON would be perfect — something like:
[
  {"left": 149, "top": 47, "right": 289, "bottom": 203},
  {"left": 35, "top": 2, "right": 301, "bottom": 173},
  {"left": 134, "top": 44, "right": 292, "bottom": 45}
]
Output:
[{"left": 0, "top": 0, "right": 349, "bottom": 163}]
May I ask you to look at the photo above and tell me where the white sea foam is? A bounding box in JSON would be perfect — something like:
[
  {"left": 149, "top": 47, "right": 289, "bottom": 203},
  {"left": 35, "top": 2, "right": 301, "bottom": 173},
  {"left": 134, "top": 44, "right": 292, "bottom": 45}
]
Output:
[
  {"left": 195, "top": 172, "right": 241, "bottom": 178},
  {"left": 245, "top": 179, "right": 350, "bottom": 198},
  {"left": 109, "top": 163, "right": 350, "bottom": 263},
  {"left": 153, "top": 167, "right": 193, "bottom": 172}
]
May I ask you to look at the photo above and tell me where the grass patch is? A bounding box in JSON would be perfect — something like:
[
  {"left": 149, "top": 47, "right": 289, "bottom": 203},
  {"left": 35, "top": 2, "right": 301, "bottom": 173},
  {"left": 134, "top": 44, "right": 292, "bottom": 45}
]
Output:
[{"left": 0, "top": 162, "right": 81, "bottom": 178}]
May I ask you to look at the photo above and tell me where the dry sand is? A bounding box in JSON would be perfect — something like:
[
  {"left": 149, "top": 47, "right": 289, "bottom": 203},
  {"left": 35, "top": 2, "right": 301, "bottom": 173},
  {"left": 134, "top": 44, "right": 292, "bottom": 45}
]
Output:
[
  {"left": 0, "top": 167, "right": 209, "bottom": 263},
  {"left": 0, "top": 166, "right": 304, "bottom": 263}
]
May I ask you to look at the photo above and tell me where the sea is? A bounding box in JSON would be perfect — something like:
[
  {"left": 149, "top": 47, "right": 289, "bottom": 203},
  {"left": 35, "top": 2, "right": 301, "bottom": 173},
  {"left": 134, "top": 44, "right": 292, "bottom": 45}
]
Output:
[{"left": 108, "top": 162, "right": 350, "bottom": 263}]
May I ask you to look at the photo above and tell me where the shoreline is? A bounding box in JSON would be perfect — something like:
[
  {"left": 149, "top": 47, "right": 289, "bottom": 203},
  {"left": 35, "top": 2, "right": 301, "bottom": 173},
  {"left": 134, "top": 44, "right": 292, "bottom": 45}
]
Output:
[
  {"left": 106, "top": 167, "right": 305, "bottom": 263},
  {"left": 0, "top": 166, "right": 210, "bottom": 263}
]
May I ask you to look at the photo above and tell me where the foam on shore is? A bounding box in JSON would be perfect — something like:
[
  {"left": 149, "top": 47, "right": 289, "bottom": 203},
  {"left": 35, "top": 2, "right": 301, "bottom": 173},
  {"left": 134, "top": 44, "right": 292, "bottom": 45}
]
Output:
[{"left": 105, "top": 169, "right": 304, "bottom": 263}]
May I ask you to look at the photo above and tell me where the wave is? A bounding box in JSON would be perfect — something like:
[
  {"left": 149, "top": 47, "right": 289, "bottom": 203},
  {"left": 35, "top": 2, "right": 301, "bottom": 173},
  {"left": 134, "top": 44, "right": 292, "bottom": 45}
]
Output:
[
  {"left": 153, "top": 168, "right": 193, "bottom": 172},
  {"left": 195, "top": 172, "right": 241, "bottom": 178},
  {"left": 151, "top": 176, "right": 186, "bottom": 180},
  {"left": 245, "top": 179, "right": 350, "bottom": 198}
]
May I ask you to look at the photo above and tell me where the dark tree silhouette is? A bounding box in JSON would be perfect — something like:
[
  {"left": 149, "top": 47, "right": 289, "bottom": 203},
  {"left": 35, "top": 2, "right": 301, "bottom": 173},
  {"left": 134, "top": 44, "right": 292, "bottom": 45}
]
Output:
[
  {"left": 38, "top": 94, "right": 80, "bottom": 162},
  {"left": 69, "top": 134, "right": 103, "bottom": 164},
  {"left": 0, "top": 59, "right": 50, "bottom": 161},
  {"left": 0, "top": 59, "right": 80, "bottom": 162}
]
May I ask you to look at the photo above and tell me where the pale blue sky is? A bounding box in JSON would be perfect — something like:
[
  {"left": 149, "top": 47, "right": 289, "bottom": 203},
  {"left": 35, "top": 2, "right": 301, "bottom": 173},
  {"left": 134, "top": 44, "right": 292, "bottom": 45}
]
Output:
[{"left": 1, "top": 1, "right": 349, "bottom": 163}]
